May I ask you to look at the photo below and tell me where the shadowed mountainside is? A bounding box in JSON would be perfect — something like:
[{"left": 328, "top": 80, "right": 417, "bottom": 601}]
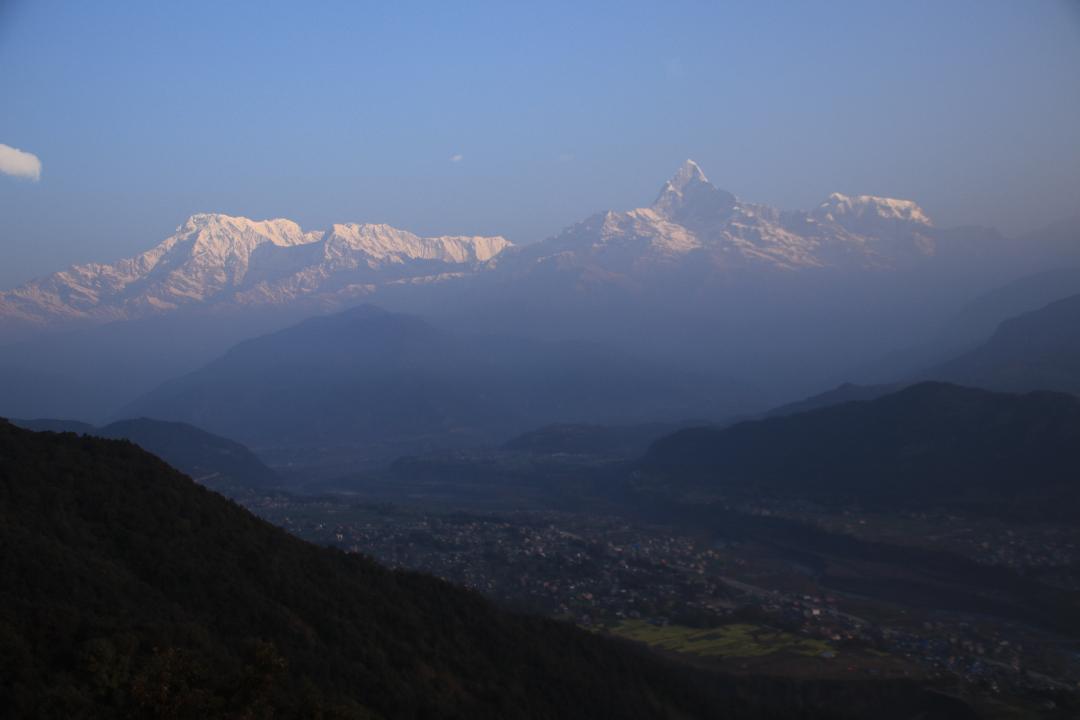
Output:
[
  {"left": 643, "top": 382, "right": 1080, "bottom": 520},
  {"left": 11, "top": 416, "right": 280, "bottom": 492},
  {"left": 0, "top": 421, "right": 980, "bottom": 719},
  {"left": 123, "top": 305, "right": 757, "bottom": 475},
  {"left": 929, "top": 292, "right": 1080, "bottom": 396}
]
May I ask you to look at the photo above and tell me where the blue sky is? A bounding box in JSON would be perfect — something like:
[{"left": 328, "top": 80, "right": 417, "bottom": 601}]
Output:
[{"left": 1, "top": 0, "right": 1078, "bottom": 287}]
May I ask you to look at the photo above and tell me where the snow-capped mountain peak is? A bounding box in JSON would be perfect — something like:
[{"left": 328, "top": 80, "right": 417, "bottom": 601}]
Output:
[
  {"left": 667, "top": 159, "right": 710, "bottom": 190},
  {"left": 505, "top": 161, "right": 943, "bottom": 279},
  {"left": 0, "top": 163, "right": 960, "bottom": 337},
  {"left": 324, "top": 223, "right": 510, "bottom": 263},
  {"left": 180, "top": 213, "right": 313, "bottom": 247},
  {"left": 816, "top": 193, "right": 932, "bottom": 227},
  {"left": 0, "top": 213, "right": 511, "bottom": 330},
  {"left": 652, "top": 159, "right": 737, "bottom": 226}
]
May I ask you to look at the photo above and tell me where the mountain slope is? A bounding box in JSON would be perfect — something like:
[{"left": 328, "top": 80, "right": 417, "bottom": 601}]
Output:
[
  {"left": 0, "top": 420, "right": 726, "bottom": 719},
  {"left": 762, "top": 273, "right": 1080, "bottom": 419},
  {"left": 929, "top": 292, "right": 1080, "bottom": 395},
  {"left": 0, "top": 420, "right": 979, "bottom": 719},
  {"left": 13, "top": 416, "right": 280, "bottom": 492},
  {"left": 124, "top": 305, "right": 757, "bottom": 475},
  {"left": 846, "top": 266, "right": 1080, "bottom": 386},
  {"left": 642, "top": 382, "right": 1080, "bottom": 519},
  {"left": 763, "top": 382, "right": 901, "bottom": 418},
  {"left": 933, "top": 267, "right": 1080, "bottom": 356}
]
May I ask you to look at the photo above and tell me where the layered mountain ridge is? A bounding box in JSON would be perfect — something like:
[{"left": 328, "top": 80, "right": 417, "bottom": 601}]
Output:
[
  {"left": 930, "top": 291, "right": 1080, "bottom": 395},
  {"left": 122, "top": 304, "right": 757, "bottom": 476},
  {"left": 642, "top": 381, "right": 1080, "bottom": 521}
]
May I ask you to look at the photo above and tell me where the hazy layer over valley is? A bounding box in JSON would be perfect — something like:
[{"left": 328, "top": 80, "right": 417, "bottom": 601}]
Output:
[{"left": 3, "top": 161, "right": 1079, "bottom": 427}]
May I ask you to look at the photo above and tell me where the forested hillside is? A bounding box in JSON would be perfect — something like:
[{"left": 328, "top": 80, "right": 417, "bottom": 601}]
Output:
[{"left": 0, "top": 421, "right": 977, "bottom": 719}]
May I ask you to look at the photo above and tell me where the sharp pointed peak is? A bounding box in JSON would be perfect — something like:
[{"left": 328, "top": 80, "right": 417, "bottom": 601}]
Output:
[
  {"left": 652, "top": 159, "right": 736, "bottom": 219},
  {"left": 654, "top": 160, "right": 715, "bottom": 204},
  {"left": 668, "top": 159, "right": 709, "bottom": 190}
]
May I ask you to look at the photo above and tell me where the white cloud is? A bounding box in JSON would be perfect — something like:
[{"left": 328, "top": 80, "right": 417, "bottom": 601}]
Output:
[
  {"left": 449, "top": 153, "right": 464, "bottom": 163},
  {"left": 0, "top": 143, "right": 41, "bottom": 181}
]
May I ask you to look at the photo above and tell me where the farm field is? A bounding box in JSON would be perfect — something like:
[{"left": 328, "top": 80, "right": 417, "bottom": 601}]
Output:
[{"left": 604, "top": 621, "right": 832, "bottom": 659}]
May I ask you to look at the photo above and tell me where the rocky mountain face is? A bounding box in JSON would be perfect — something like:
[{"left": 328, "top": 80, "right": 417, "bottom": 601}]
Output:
[
  {"left": 0, "top": 213, "right": 510, "bottom": 330},
  {"left": 494, "top": 159, "right": 940, "bottom": 280}
]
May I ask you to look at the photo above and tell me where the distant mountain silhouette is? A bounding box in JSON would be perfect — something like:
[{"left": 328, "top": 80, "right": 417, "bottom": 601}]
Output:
[
  {"left": 124, "top": 305, "right": 756, "bottom": 475},
  {"left": 844, "top": 265, "right": 1080, "bottom": 386},
  {"left": 936, "top": 267, "right": 1080, "bottom": 354},
  {"left": 928, "top": 292, "right": 1080, "bottom": 396},
  {"left": 11, "top": 416, "right": 279, "bottom": 492},
  {"left": 643, "top": 382, "right": 1080, "bottom": 519},
  {"left": 764, "top": 382, "right": 901, "bottom": 418},
  {"left": 776, "top": 275, "right": 1080, "bottom": 415},
  {"left": 12, "top": 417, "right": 96, "bottom": 434}
]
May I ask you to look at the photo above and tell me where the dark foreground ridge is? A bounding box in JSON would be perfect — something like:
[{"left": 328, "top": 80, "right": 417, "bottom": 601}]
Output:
[
  {"left": 12, "top": 416, "right": 280, "bottom": 492},
  {"left": 0, "top": 421, "right": 979, "bottom": 719}
]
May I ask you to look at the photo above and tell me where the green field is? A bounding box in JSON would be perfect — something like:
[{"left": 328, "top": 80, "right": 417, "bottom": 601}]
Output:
[{"left": 606, "top": 621, "right": 833, "bottom": 659}]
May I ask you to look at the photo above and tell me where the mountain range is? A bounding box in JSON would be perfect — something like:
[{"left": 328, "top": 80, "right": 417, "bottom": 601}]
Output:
[
  {"left": 0, "top": 160, "right": 1041, "bottom": 336},
  {"left": 0, "top": 213, "right": 510, "bottom": 332},
  {"left": 496, "top": 159, "right": 945, "bottom": 280},
  {"left": 2, "top": 160, "right": 1077, "bottom": 422}
]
